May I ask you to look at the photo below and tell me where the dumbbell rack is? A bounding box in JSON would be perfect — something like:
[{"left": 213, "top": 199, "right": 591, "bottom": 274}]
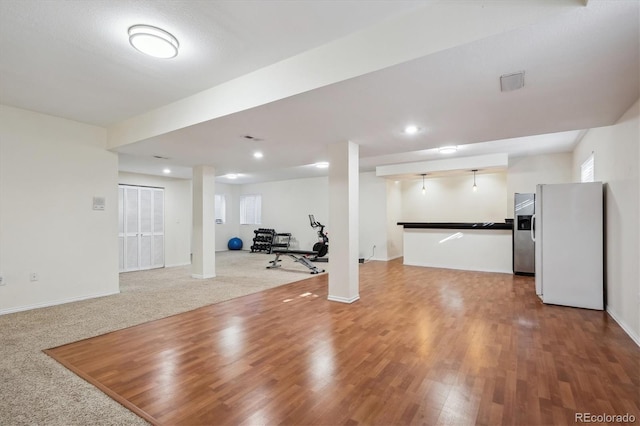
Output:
[
  {"left": 251, "top": 228, "right": 276, "bottom": 253},
  {"left": 250, "top": 229, "right": 291, "bottom": 253}
]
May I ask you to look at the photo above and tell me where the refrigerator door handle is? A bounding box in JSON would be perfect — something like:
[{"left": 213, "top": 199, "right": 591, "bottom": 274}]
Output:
[{"left": 531, "top": 214, "right": 536, "bottom": 242}]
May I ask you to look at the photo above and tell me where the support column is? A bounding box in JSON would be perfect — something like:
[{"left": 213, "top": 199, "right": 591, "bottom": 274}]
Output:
[
  {"left": 328, "top": 141, "right": 359, "bottom": 303},
  {"left": 191, "top": 165, "right": 216, "bottom": 279}
]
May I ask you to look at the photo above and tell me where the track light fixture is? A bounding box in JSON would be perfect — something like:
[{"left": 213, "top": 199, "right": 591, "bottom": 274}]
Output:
[{"left": 472, "top": 169, "right": 478, "bottom": 192}]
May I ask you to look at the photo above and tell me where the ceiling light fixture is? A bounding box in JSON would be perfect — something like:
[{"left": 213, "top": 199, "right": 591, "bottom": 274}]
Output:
[
  {"left": 420, "top": 173, "right": 427, "bottom": 195},
  {"left": 438, "top": 145, "right": 457, "bottom": 154},
  {"left": 315, "top": 162, "right": 329, "bottom": 169},
  {"left": 404, "top": 125, "right": 419, "bottom": 135},
  {"left": 162, "top": 168, "right": 171, "bottom": 174},
  {"left": 226, "top": 173, "right": 238, "bottom": 179},
  {"left": 128, "top": 25, "right": 179, "bottom": 59},
  {"left": 472, "top": 169, "right": 478, "bottom": 192},
  {"left": 253, "top": 152, "right": 263, "bottom": 159}
]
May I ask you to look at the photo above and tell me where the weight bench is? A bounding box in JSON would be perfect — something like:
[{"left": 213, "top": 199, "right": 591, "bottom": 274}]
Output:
[{"left": 267, "top": 250, "right": 325, "bottom": 274}]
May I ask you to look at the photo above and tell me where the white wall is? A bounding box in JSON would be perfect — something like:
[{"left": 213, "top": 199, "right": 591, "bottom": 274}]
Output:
[
  {"left": 238, "top": 177, "right": 329, "bottom": 252},
  {"left": 237, "top": 173, "right": 391, "bottom": 259},
  {"left": 214, "top": 182, "right": 240, "bottom": 251},
  {"left": 506, "top": 153, "right": 573, "bottom": 217},
  {"left": 359, "top": 172, "right": 388, "bottom": 260},
  {"left": 572, "top": 98, "right": 640, "bottom": 344},
  {"left": 0, "top": 105, "right": 119, "bottom": 314},
  {"left": 118, "top": 175, "right": 242, "bottom": 255},
  {"left": 118, "top": 172, "right": 192, "bottom": 266},
  {"left": 386, "top": 180, "right": 403, "bottom": 260},
  {"left": 401, "top": 172, "right": 508, "bottom": 223}
]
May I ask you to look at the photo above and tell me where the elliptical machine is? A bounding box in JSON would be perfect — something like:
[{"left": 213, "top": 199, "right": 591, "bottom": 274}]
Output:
[{"left": 309, "top": 214, "right": 328, "bottom": 261}]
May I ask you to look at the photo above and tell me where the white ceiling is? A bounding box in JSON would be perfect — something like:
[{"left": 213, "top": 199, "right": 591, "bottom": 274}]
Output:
[
  {"left": 0, "top": 0, "right": 425, "bottom": 126},
  {"left": 1, "top": 1, "right": 638, "bottom": 183}
]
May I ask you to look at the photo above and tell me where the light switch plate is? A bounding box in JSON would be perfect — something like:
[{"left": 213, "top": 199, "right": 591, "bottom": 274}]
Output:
[{"left": 93, "top": 196, "right": 106, "bottom": 210}]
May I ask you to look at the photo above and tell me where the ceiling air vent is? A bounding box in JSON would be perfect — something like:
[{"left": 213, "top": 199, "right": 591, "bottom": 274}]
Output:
[{"left": 500, "top": 71, "right": 525, "bottom": 92}]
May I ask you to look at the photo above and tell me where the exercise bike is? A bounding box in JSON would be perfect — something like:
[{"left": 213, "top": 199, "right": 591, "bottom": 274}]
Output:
[{"left": 309, "top": 214, "right": 328, "bottom": 261}]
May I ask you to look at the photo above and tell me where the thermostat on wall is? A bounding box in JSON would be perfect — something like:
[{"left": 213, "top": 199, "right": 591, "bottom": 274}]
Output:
[{"left": 93, "top": 196, "right": 106, "bottom": 211}]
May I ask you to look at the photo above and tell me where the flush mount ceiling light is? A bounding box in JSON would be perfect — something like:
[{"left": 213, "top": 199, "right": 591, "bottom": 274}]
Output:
[
  {"left": 253, "top": 152, "right": 263, "bottom": 159},
  {"left": 500, "top": 71, "right": 525, "bottom": 92},
  {"left": 315, "top": 162, "right": 330, "bottom": 169},
  {"left": 438, "top": 145, "right": 457, "bottom": 154},
  {"left": 225, "top": 173, "right": 238, "bottom": 179},
  {"left": 162, "top": 168, "right": 171, "bottom": 174},
  {"left": 404, "top": 125, "right": 419, "bottom": 135},
  {"left": 128, "top": 25, "right": 179, "bottom": 59}
]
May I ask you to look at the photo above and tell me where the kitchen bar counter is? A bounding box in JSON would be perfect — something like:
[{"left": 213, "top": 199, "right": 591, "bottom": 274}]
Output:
[
  {"left": 398, "top": 222, "right": 513, "bottom": 274},
  {"left": 397, "top": 222, "right": 513, "bottom": 230}
]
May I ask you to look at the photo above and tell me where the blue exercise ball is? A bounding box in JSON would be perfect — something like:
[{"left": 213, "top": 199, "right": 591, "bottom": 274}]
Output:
[{"left": 228, "top": 237, "right": 243, "bottom": 250}]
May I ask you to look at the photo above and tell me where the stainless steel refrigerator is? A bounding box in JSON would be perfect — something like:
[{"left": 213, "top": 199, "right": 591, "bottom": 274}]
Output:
[
  {"left": 533, "top": 182, "right": 603, "bottom": 310},
  {"left": 513, "top": 193, "right": 535, "bottom": 275}
]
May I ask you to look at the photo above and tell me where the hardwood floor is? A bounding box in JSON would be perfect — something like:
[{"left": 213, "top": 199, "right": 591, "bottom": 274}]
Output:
[{"left": 46, "top": 259, "right": 639, "bottom": 425}]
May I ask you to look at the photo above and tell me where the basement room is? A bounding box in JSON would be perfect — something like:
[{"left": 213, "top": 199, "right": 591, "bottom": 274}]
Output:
[{"left": 0, "top": 1, "right": 638, "bottom": 424}]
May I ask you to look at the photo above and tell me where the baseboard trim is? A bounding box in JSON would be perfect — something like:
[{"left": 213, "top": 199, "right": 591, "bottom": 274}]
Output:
[
  {"left": 0, "top": 290, "right": 121, "bottom": 316},
  {"left": 403, "top": 260, "right": 512, "bottom": 275},
  {"left": 368, "top": 254, "right": 403, "bottom": 262},
  {"left": 327, "top": 294, "right": 360, "bottom": 304},
  {"left": 164, "top": 262, "right": 191, "bottom": 268},
  {"left": 606, "top": 305, "right": 640, "bottom": 347},
  {"left": 191, "top": 274, "right": 216, "bottom": 279}
]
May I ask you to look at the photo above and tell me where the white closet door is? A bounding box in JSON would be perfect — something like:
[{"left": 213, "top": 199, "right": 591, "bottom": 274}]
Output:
[
  {"left": 152, "top": 189, "right": 165, "bottom": 268},
  {"left": 139, "top": 188, "right": 153, "bottom": 270},
  {"left": 118, "top": 187, "right": 125, "bottom": 271},
  {"left": 124, "top": 186, "right": 140, "bottom": 271},
  {"left": 118, "top": 185, "right": 165, "bottom": 272}
]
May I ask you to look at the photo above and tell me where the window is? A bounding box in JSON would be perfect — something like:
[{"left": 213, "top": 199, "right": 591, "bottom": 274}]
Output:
[
  {"left": 215, "top": 194, "right": 226, "bottom": 224},
  {"left": 581, "top": 153, "right": 594, "bottom": 183},
  {"left": 240, "top": 195, "right": 262, "bottom": 225}
]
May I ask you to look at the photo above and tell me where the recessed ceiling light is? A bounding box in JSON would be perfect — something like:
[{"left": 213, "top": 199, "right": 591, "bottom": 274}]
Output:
[
  {"left": 162, "top": 168, "right": 171, "bottom": 174},
  {"left": 253, "top": 152, "right": 263, "bottom": 159},
  {"left": 315, "top": 162, "right": 330, "bottom": 169},
  {"left": 438, "top": 146, "right": 457, "bottom": 154},
  {"left": 128, "top": 25, "right": 179, "bottom": 59},
  {"left": 225, "top": 173, "right": 238, "bottom": 179},
  {"left": 404, "top": 125, "right": 419, "bottom": 135}
]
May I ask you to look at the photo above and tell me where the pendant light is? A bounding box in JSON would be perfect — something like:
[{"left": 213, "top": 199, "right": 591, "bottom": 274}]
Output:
[
  {"left": 472, "top": 169, "right": 478, "bottom": 192},
  {"left": 421, "top": 174, "right": 426, "bottom": 195}
]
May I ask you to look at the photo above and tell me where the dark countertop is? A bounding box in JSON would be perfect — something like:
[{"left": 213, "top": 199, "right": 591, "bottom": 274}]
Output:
[{"left": 397, "top": 222, "right": 513, "bottom": 230}]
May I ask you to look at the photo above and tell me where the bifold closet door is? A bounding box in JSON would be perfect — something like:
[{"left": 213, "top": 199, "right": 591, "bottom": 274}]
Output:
[
  {"left": 152, "top": 189, "right": 164, "bottom": 268},
  {"left": 118, "top": 185, "right": 164, "bottom": 272}
]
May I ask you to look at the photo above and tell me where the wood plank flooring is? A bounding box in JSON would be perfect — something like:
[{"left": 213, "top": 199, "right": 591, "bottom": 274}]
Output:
[{"left": 46, "top": 259, "right": 639, "bottom": 425}]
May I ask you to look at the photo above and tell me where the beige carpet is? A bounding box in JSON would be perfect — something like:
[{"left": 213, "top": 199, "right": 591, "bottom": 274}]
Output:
[{"left": 0, "top": 251, "right": 321, "bottom": 425}]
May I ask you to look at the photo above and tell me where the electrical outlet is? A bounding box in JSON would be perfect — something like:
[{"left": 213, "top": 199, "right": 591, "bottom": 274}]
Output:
[{"left": 30, "top": 273, "right": 38, "bottom": 282}]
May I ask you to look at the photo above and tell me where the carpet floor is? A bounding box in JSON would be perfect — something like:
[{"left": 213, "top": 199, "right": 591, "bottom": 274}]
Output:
[{"left": 0, "top": 251, "right": 319, "bottom": 425}]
